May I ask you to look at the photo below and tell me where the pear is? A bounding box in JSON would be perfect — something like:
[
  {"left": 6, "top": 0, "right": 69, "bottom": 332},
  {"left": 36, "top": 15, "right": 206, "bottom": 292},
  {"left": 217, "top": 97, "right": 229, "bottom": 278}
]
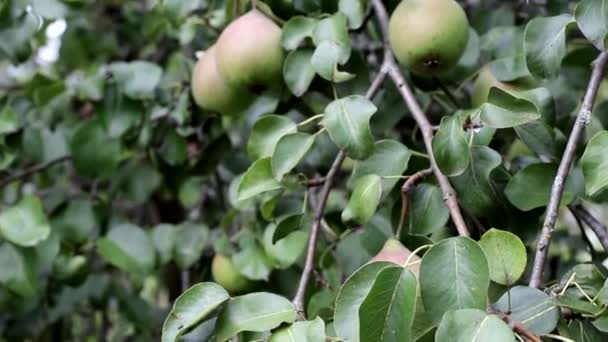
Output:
[
  {"left": 215, "top": 10, "right": 284, "bottom": 92},
  {"left": 211, "top": 254, "right": 253, "bottom": 293},
  {"left": 369, "top": 238, "right": 421, "bottom": 276},
  {"left": 191, "top": 45, "right": 253, "bottom": 115},
  {"left": 389, "top": 0, "right": 469, "bottom": 76}
]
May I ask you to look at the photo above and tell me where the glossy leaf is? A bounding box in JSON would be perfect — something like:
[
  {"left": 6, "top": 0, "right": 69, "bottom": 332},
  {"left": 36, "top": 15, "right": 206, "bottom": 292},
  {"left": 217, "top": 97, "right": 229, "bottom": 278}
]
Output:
[
  {"left": 581, "top": 131, "right": 608, "bottom": 195},
  {"left": 505, "top": 163, "right": 575, "bottom": 211},
  {"left": 406, "top": 184, "right": 449, "bottom": 236},
  {"left": 232, "top": 242, "right": 273, "bottom": 281},
  {"left": 323, "top": 95, "right": 377, "bottom": 160},
  {"left": 311, "top": 40, "right": 355, "bottom": 82},
  {"left": 161, "top": 282, "right": 230, "bottom": 342},
  {"left": 436, "top": 309, "right": 514, "bottom": 342},
  {"left": 96, "top": 223, "right": 156, "bottom": 274},
  {"left": 494, "top": 286, "right": 560, "bottom": 335},
  {"left": 283, "top": 49, "right": 316, "bottom": 97},
  {"left": 237, "top": 158, "right": 283, "bottom": 202},
  {"left": 334, "top": 262, "right": 394, "bottom": 341},
  {"left": 342, "top": 174, "right": 382, "bottom": 225},
  {"left": 247, "top": 115, "right": 297, "bottom": 160},
  {"left": 108, "top": 61, "right": 163, "bottom": 99},
  {"left": 524, "top": 14, "right": 574, "bottom": 79},
  {"left": 432, "top": 114, "right": 470, "bottom": 176},
  {"left": 174, "top": 223, "right": 208, "bottom": 270},
  {"left": 70, "top": 119, "right": 121, "bottom": 178},
  {"left": 272, "top": 132, "right": 316, "bottom": 181},
  {"left": 214, "top": 292, "right": 297, "bottom": 342},
  {"left": 269, "top": 317, "right": 326, "bottom": 342},
  {"left": 479, "top": 228, "right": 527, "bottom": 285},
  {"left": 575, "top": 0, "right": 608, "bottom": 51},
  {"left": 359, "top": 266, "right": 418, "bottom": 342},
  {"left": 0, "top": 243, "right": 37, "bottom": 297},
  {"left": 282, "top": 16, "right": 317, "bottom": 50},
  {"left": 0, "top": 195, "right": 50, "bottom": 247},
  {"left": 478, "top": 88, "right": 541, "bottom": 128},
  {"left": 420, "top": 237, "right": 490, "bottom": 323},
  {"left": 339, "top": 0, "right": 366, "bottom": 29}
]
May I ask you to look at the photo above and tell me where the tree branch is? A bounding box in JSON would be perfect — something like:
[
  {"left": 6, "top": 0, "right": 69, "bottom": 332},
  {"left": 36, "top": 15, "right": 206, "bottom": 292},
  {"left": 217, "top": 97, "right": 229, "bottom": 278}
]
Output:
[
  {"left": 570, "top": 204, "right": 608, "bottom": 253},
  {"left": 370, "top": 0, "right": 470, "bottom": 237},
  {"left": 292, "top": 67, "right": 389, "bottom": 313},
  {"left": 0, "top": 156, "right": 71, "bottom": 189},
  {"left": 529, "top": 51, "right": 608, "bottom": 289},
  {"left": 494, "top": 311, "right": 542, "bottom": 342},
  {"left": 396, "top": 168, "right": 433, "bottom": 238}
]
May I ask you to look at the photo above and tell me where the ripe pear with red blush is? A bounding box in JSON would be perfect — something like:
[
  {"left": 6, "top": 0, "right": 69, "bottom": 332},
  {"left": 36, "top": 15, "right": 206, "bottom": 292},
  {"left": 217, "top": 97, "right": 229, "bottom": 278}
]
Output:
[
  {"left": 369, "top": 238, "right": 421, "bottom": 276},
  {"left": 215, "top": 10, "right": 284, "bottom": 92}
]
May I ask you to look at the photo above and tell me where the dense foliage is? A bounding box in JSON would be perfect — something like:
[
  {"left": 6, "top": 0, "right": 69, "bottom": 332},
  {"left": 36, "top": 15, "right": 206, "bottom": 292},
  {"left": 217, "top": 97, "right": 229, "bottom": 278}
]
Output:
[{"left": 1, "top": 0, "right": 608, "bottom": 341}]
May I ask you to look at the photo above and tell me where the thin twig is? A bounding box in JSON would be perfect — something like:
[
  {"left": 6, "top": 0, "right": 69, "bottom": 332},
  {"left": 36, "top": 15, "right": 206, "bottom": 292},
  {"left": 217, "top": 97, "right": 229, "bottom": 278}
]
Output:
[
  {"left": 529, "top": 51, "right": 608, "bottom": 289},
  {"left": 570, "top": 204, "right": 608, "bottom": 252},
  {"left": 292, "top": 67, "right": 388, "bottom": 313},
  {"left": 0, "top": 156, "right": 71, "bottom": 188},
  {"left": 370, "top": 0, "right": 470, "bottom": 237},
  {"left": 396, "top": 168, "right": 433, "bottom": 238},
  {"left": 568, "top": 206, "right": 598, "bottom": 258},
  {"left": 434, "top": 77, "right": 462, "bottom": 108},
  {"left": 494, "top": 311, "right": 542, "bottom": 342}
]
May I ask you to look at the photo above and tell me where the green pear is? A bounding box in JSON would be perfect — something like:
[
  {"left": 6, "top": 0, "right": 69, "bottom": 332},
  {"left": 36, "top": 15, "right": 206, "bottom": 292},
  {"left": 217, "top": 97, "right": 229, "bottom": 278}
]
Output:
[
  {"left": 369, "top": 238, "right": 420, "bottom": 276},
  {"left": 215, "top": 10, "right": 284, "bottom": 92},
  {"left": 211, "top": 254, "right": 253, "bottom": 293},
  {"left": 389, "top": 0, "right": 469, "bottom": 75},
  {"left": 191, "top": 45, "right": 253, "bottom": 115}
]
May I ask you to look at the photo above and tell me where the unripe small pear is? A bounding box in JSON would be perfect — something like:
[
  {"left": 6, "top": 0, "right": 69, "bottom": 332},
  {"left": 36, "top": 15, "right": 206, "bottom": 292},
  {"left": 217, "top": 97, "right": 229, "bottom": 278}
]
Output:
[
  {"left": 369, "top": 238, "right": 420, "bottom": 276},
  {"left": 216, "top": 10, "right": 284, "bottom": 91},
  {"left": 389, "top": 0, "right": 469, "bottom": 75},
  {"left": 211, "top": 254, "right": 253, "bottom": 293},
  {"left": 191, "top": 45, "right": 253, "bottom": 115}
]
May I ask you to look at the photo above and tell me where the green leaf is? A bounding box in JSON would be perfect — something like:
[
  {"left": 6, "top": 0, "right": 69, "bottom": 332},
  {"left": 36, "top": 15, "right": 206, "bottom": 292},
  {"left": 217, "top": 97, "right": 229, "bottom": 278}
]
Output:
[
  {"left": 247, "top": 115, "right": 297, "bottom": 160},
  {"left": 349, "top": 139, "right": 411, "bottom": 195},
  {"left": 311, "top": 40, "right": 355, "bottom": 82},
  {"left": 420, "top": 237, "right": 490, "bottom": 323},
  {"left": 582, "top": 131, "right": 608, "bottom": 195},
  {"left": 233, "top": 243, "right": 273, "bottom": 281},
  {"left": 159, "top": 131, "right": 188, "bottom": 166},
  {"left": 514, "top": 120, "right": 557, "bottom": 159},
  {"left": 432, "top": 115, "right": 470, "bottom": 176},
  {"left": 0, "top": 106, "right": 18, "bottom": 136},
  {"left": 283, "top": 49, "right": 316, "bottom": 97},
  {"left": 342, "top": 174, "right": 382, "bottom": 225},
  {"left": 237, "top": 158, "right": 283, "bottom": 202},
  {"left": 269, "top": 317, "right": 326, "bottom": 342},
  {"left": 339, "top": 0, "right": 366, "bottom": 29},
  {"left": 0, "top": 243, "right": 37, "bottom": 297},
  {"left": 215, "top": 292, "right": 297, "bottom": 342},
  {"left": 359, "top": 266, "right": 418, "bottom": 342},
  {"left": 282, "top": 16, "right": 318, "bottom": 50},
  {"left": 32, "top": 0, "right": 68, "bottom": 19},
  {"left": 556, "top": 293, "right": 604, "bottom": 316},
  {"left": 152, "top": 224, "right": 177, "bottom": 265},
  {"left": 161, "top": 283, "right": 230, "bottom": 342},
  {"left": 451, "top": 146, "right": 503, "bottom": 217},
  {"left": 334, "top": 262, "right": 394, "bottom": 342},
  {"left": 263, "top": 221, "right": 308, "bottom": 269},
  {"left": 272, "top": 132, "right": 316, "bottom": 181},
  {"left": 108, "top": 61, "right": 163, "bottom": 99},
  {"left": 312, "top": 12, "right": 351, "bottom": 61},
  {"left": 593, "top": 315, "right": 608, "bottom": 333},
  {"left": 174, "top": 223, "right": 208, "bottom": 270},
  {"left": 505, "top": 163, "right": 576, "bottom": 211},
  {"left": 524, "top": 14, "right": 574, "bottom": 79},
  {"left": 70, "top": 119, "right": 121, "bottom": 178},
  {"left": 97, "top": 223, "right": 156, "bottom": 274},
  {"left": 575, "top": 0, "right": 608, "bottom": 51},
  {"left": 561, "top": 319, "right": 608, "bottom": 341},
  {"left": 272, "top": 213, "right": 311, "bottom": 244},
  {"left": 52, "top": 199, "right": 97, "bottom": 245},
  {"left": 479, "top": 228, "right": 527, "bottom": 285},
  {"left": 406, "top": 184, "right": 449, "bottom": 236},
  {"left": 436, "top": 309, "right": 514, "bottom": 342},
  {"left": 323, "top": 95, "right": 377, "bottom": 160},
  {"left": 0, "top": 195, "right": 50, "bottom": 247},
  {"left": 494, "top": 286, "right": 560, "bottom": 335},
  {"left": 478, "top": 88, "right": 541, "bottom": 128}
]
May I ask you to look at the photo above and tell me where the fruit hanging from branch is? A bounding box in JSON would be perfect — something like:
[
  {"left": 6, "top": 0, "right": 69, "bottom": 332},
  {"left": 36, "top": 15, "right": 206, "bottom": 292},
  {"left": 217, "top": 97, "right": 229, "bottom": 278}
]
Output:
[{"left": 388, "top": 0, "right": 469, "bottom": 76}]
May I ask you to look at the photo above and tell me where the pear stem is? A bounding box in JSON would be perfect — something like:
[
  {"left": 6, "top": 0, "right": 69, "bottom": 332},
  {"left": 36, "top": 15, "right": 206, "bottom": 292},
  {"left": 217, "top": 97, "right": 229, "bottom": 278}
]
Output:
[{"left": 404, "top": 244, "right": 432, "bottom": 268}]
